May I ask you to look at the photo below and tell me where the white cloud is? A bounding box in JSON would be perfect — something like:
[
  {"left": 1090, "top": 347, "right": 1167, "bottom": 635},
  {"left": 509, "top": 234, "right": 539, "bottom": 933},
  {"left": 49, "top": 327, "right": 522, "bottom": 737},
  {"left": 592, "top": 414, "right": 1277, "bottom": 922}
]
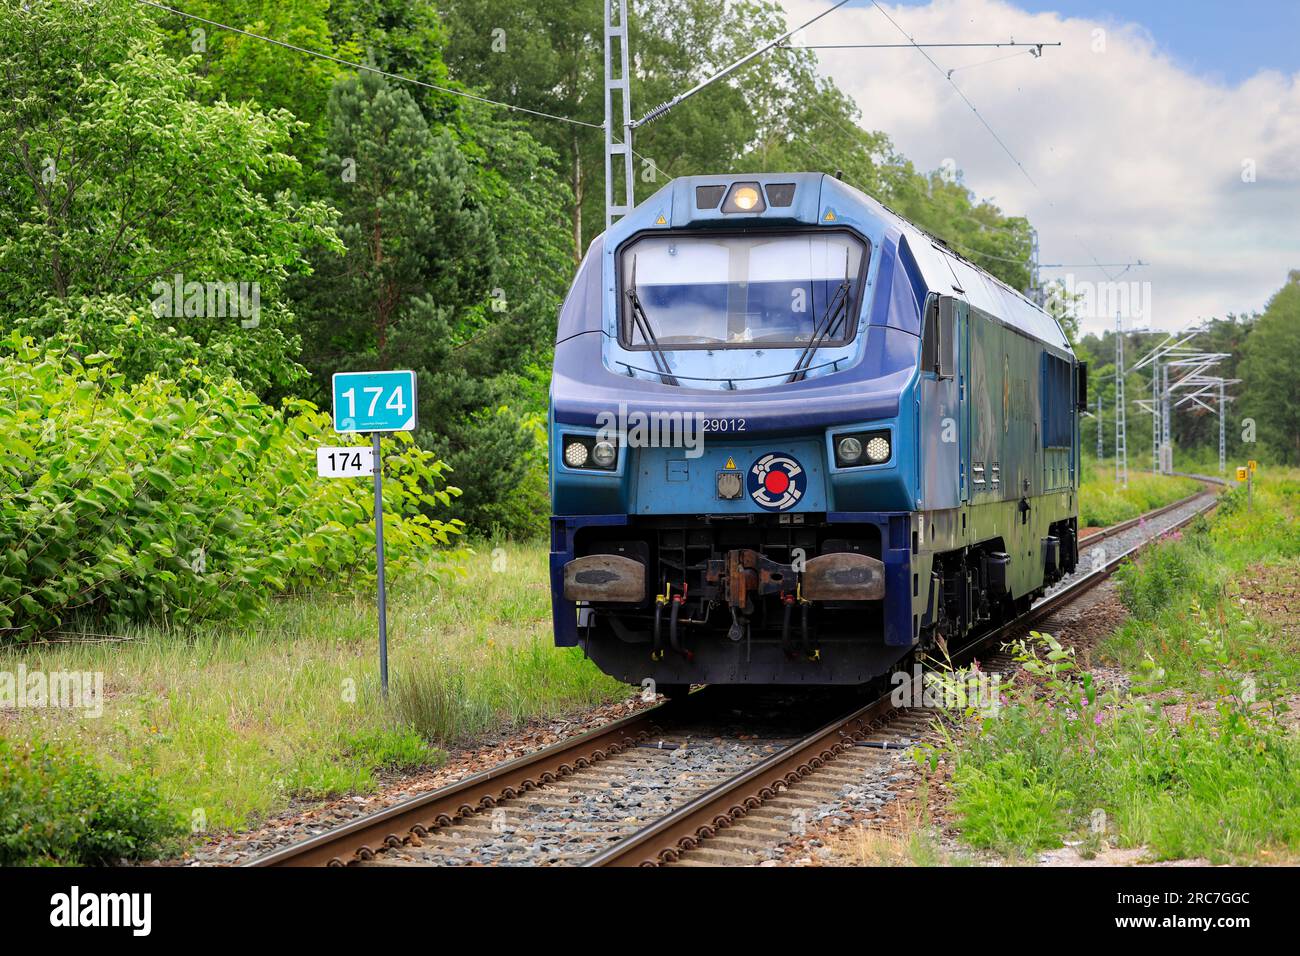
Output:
[{"left": 783, "top": 0, "right": 1300, "bottom": 334}]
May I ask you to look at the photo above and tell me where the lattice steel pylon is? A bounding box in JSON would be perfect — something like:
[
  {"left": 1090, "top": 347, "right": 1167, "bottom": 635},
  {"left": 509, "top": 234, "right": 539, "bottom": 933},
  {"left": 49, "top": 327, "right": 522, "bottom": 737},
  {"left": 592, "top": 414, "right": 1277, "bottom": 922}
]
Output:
[
  {"left": 1219, "top": 378, "right": 1227, "bottom": 474},
  {"left": 1028, "top": 227, "right": 1044, "bottom": 306},
  {"left": 604, "top": 0, "right": 636, "bottom": 228},
  {"left": 1114, "top": 312, "right": 1128, "bottom": 488},
  {"left": 1151, "top": 357, "right": 1161, "bottom": 473},
  {"left": 1133, "top": 325, "right": 1204, "bottom": 475},
  {"left": 1134, "top": 326, "right": 1237, "bottom": 477},
  {"left": 1161, "top": 363, "right": 1171, "bottom": 471}
]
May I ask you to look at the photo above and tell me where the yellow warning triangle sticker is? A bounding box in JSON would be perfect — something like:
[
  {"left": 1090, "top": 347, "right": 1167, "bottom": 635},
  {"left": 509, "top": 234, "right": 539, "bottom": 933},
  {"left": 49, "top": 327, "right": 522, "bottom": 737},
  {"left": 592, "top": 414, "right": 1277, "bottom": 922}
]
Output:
[
  {"left": 655, "top": 212, "right": 667, "bottom": 225},
  {"left": 724, "top": 456, "right": 737, "bottom": 470},
  {"left": 823, "top": 208, "right": 837, "bottom": 222}
]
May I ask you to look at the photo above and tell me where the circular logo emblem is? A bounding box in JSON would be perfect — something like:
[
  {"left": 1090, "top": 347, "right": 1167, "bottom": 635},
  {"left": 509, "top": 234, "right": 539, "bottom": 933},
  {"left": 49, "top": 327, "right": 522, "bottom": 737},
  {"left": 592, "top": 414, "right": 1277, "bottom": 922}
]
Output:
[{"left": 748, "top": 452, "right": 806, "bottom": 511}]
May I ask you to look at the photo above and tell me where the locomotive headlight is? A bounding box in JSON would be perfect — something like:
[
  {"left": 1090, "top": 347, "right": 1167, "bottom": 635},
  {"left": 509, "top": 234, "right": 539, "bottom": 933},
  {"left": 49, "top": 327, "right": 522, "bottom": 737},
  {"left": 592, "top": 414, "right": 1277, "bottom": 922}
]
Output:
[
  {"left": 561, "top": 435, "right": 618, "bottom": 471},
  {"left": 833, "top": 430, "right": 891, "bottom": 468},
  {"left": 564, "top": 441, "right": 589, "bottom": 468},
  {"left": 866, "top": 436, "right": 891, "bottom": 463},
  {"left": 836, "top": 436, "right": 863, "bottom": 465},
  {"left": 732, "top": 185, "right": 761, "bottom": 210},
  {"left": 721, "top": 181, "right": 767, "bottom": 214}
]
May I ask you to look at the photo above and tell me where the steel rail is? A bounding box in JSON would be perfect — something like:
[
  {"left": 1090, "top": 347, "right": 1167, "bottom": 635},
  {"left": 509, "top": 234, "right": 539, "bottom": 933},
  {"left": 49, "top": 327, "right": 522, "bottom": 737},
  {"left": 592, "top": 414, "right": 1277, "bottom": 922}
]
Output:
[
  {"left": 245, "top": 704, "right": 669, "bottom": 867},
  {"left": 1079, "top": 473, "right": 1220, "bottom": 549}
]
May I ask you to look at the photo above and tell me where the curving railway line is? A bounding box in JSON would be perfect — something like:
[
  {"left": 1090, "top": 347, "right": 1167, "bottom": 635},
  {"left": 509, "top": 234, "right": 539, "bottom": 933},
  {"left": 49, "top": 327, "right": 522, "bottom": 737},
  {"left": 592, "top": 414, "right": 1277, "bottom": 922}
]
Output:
[{"left": 246, "top": 477, "right": 1221, "bottom": 869}]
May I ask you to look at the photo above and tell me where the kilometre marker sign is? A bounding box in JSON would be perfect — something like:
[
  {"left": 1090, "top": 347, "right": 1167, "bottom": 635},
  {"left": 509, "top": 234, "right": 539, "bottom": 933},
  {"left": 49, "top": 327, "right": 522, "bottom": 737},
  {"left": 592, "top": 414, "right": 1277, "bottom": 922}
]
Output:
[
  {"left": 317, "top": 446, "right": 375, "bottom": 478},
  {"left": 331, "top": 370, "right": 418, "bottom": 433}
]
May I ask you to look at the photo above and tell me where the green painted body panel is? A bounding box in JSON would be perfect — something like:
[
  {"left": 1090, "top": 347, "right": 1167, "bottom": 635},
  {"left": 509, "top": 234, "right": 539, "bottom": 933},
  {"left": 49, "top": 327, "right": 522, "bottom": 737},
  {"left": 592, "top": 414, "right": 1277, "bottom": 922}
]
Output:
[{"left": 909, "top": 300, "right": 1080, "bottom": 635}]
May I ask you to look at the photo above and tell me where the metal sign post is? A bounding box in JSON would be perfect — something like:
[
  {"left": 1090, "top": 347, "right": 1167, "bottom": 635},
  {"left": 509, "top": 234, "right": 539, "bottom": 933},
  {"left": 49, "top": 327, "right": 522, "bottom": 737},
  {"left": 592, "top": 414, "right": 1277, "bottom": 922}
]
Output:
[
  {"left": 372, "top": 432, "right": 389, "bottom": 696},
  {"left": 328, "top": 370, "right": 418, "bottom": 699}
]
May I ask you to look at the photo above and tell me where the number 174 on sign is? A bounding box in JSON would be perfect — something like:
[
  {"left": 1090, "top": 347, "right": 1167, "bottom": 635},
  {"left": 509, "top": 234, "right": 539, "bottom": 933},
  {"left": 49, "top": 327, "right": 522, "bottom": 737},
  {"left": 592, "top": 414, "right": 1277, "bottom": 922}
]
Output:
[
  {"left": 331, "top": 370, "right": 418, "bottom": 433},
  {"left": 317, "top": 446, "right": 374, "bottom": 478}
]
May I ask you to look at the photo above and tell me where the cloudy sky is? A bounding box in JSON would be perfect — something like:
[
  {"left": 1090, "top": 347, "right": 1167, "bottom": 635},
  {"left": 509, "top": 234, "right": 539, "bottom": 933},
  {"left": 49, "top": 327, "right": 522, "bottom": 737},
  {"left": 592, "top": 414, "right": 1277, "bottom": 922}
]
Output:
[{"left": 781, "top": 0, "right": 1300, "bottom": 336}]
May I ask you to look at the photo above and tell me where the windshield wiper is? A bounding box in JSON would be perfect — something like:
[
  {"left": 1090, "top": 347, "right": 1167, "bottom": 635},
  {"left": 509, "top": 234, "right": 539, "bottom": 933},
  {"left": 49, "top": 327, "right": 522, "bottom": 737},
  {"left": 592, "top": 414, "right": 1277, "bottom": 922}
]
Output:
[
  {"left": 787, "top": 249, "right": 853, "bottom": 383},
  {"left": 626, "top": 255, "right": 679, "bottom": 386}
]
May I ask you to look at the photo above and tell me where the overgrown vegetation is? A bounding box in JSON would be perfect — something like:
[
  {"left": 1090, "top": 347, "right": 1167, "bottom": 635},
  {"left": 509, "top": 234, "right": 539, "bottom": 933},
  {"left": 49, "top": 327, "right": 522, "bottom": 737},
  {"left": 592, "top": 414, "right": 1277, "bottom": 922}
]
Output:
[
  {"left": 0, "top": 543, "right": 625, "bottom": 851},
  {"left": 1077, "top": 460, "right": 1202, "bottom": 527},
  {"left": 924, "top": 471, "right": 1300, "bottom": 863},
  {"left": 0, "top": 333, "right": 460, "bottom": 641},
  {"left": 0, "top": 737, "right": 182, "bottom": 865},
  {"left": 1109, "top": 471, "right": 1300, "bottom": 693}
]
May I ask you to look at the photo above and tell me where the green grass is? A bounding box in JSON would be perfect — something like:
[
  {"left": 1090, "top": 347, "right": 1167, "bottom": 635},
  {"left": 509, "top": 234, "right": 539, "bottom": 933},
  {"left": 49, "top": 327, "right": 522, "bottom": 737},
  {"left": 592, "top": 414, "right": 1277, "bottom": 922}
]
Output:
[
  {"left": 1078, "top": 457, "right": 1202, "bottom": 527},
  {"left": 943, "top": 676, "right": 1300, "bottom": 863},
  {"left": 929, "top": 469, "right": 1300, "bottom": 864},
  {"left": 0, "top": 540, "right": 626, "bottom": 855},
  {"left": 1107, "top": 471, "right": 1300, "bottom": 694}
]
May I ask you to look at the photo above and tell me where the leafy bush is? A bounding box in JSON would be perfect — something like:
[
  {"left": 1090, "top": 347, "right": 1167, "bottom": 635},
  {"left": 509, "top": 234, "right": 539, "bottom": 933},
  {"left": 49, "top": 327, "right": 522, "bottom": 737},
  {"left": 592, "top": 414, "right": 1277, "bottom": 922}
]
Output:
[
  {"left": 0, "top": 332, "right": 462, "bottom": 640},
  {"left": 0, "top": 736, "right": 181, "bottom": 865}
]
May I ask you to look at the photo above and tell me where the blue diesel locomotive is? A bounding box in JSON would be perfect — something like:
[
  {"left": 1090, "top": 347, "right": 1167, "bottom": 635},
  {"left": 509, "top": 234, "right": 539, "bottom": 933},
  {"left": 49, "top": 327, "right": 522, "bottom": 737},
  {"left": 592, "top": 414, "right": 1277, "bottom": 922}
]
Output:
[{"left": 549, "top": 173, "right": 1086, "bottom": 691}]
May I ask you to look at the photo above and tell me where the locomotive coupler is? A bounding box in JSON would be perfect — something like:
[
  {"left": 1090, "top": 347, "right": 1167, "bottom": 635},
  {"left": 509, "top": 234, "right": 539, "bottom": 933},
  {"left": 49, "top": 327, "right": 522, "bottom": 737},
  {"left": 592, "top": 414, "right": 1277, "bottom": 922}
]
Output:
[
  {"left": 780, "top": 591, "right": 796, "bottom": 656},
  {"left": 704, "top": 549, "right": 795, "bottom": 612},
  {"left": 797, "top": 582, "right": 817, "bottom": 661}
]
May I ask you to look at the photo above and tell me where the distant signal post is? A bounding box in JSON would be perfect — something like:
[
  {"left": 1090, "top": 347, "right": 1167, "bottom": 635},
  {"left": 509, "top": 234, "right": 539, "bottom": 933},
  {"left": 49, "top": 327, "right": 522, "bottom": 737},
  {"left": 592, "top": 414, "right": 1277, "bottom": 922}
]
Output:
[{"left": 330, "top": 370, "right": 419, "bottom": 696}]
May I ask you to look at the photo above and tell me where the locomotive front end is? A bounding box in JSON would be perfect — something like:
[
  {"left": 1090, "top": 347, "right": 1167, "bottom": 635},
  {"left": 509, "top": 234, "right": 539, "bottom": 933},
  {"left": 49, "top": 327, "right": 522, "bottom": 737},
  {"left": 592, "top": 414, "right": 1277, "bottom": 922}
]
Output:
[{"left": 549, "top": 174, "right": 930, "bottom": 688}]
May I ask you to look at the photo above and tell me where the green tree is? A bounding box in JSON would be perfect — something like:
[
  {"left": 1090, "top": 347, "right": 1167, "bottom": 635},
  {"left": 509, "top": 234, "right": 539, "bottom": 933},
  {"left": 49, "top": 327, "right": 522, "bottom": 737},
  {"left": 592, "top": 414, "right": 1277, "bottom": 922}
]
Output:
[
  {"left": 150, "top": 0, "right": 348, "bottom": 171},
  {"left": 160, "top": 2, "right": 574, "bottom": 532},
  {"left": 297, "top": 73, "right": 559, "bottom": 531},
  {"left": 1240, "top": 272, "right": 1300, "bottom": 464},
  {"left": 0, "top": 0, "right": 339, "bottom": 395}
]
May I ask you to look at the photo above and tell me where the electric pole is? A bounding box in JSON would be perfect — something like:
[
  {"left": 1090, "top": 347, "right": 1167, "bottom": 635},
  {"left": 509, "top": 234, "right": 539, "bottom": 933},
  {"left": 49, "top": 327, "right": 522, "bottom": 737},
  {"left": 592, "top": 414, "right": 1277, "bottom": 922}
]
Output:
[
  {"left": 603, "top": 0, "right": 635, "bottom": 228},
  {"left": 1114, "top": 312, "right": 1128, "bottom": 488}
]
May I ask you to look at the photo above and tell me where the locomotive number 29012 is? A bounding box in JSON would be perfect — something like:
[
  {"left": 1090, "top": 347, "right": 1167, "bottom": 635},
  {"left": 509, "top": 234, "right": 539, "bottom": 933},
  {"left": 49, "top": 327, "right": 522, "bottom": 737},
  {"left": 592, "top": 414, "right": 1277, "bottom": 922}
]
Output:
[{"left": 699, "top": 418, "right": 747, "bottom": 433}]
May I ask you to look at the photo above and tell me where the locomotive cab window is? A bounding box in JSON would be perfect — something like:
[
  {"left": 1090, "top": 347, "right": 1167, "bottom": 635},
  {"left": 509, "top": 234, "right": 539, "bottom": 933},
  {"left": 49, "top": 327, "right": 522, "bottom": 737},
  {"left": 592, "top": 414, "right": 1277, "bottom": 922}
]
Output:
[{"left": 618, "top": 230, "right": 870, "bottom": 351}]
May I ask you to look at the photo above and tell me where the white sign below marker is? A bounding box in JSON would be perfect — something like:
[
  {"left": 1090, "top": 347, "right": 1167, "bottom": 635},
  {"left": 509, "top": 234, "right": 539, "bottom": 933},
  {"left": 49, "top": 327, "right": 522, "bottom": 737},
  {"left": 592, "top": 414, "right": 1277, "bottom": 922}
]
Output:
[{"left": 317, "top": 446, "right": 375, "bottom": 478}]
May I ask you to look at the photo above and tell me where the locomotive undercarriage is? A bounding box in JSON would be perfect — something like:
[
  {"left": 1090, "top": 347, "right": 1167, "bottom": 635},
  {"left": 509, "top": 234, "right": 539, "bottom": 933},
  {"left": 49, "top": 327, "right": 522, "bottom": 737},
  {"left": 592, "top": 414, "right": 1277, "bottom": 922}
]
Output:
[
  {"left": 560, "top": 511, "right": 1078, "bottom": 687},
  {"left": 919, "top": 516, "right": 1079, "bottom": 653},
  {"left": 565, "top": 516, "right": 908, "bottom": 686}
]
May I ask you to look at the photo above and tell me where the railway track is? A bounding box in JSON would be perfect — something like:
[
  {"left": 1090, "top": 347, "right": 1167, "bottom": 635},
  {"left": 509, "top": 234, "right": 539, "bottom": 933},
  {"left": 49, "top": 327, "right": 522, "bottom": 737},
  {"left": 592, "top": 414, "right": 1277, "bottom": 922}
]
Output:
[{"left": 247, "top": 478, "right": 1222, "bottom": 869}]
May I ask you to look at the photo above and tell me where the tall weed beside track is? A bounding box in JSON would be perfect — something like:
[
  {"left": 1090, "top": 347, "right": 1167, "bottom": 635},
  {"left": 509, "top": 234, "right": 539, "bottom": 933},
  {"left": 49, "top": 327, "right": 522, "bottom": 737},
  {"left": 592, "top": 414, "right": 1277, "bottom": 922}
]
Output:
[
  {"left": 0, "top": 332, "right": 462, "bottom": 641},
  {"left": 926, "top": 631, "right": 1300, "bottom": 862},
  {"left": 927, "top": 473, "right": 1300, "bottom": 862}
]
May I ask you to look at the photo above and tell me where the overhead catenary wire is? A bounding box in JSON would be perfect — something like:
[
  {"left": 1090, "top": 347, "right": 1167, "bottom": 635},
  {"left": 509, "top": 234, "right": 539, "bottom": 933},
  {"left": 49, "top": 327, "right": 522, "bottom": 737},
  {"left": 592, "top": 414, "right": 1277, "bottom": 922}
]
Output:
[
  {"left": 789, "top": 40, "right": 1060, "bottom": 51},
  {"left": 867, "top": 1, "right": 1037, "bottom": 189},
  {"left": 945, "top": 48, "right": 1039, "bottom": 77},
  {"left": 630, "top": 0, "right": 853, "bottom": 128},
  {"left": 134, "top": 0, "right": 603, "bottom": 129}
]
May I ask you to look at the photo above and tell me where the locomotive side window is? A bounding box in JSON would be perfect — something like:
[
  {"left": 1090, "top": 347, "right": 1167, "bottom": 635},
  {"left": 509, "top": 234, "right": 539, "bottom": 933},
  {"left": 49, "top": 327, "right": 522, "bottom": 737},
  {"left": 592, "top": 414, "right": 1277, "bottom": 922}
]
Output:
[
  {"left": 921, "top": 295, "right": 956, "bottom": 378},
  {"left": 618, "top": 231, "right": 869, "bottom": 351},
  {"left": 1041, "top": 352, "right": 1073, "bottom": 448}
]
